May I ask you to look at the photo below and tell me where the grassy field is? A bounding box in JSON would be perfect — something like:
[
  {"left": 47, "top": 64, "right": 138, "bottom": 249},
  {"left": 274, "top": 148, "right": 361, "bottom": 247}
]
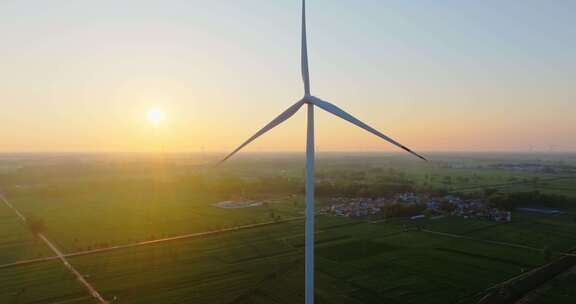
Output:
[
  {"left": 0, "top": 206, "right": 53, "bottom": 263},
  {"left": 0, "top": 260, "right": 89, "bottom": 303},
  {"left": 3, "top": 180, "right": 301, "bottom": 252},
  {"left": 72, "top": 217, "right": 550, "bottom": 304},
  {"left": 465, "top": 213, "right": 576, "bottom": 253},
  {"left": 398, "top": 213, "right": 576, "bottom": 254},
  {"left": 538, "top": 267, "right": 576, "bottom": 304},
  {"left": 3, "top": 211, "right": 570, "bottom": 303},
  {"left": 0, "top": 153, "right": 575, "bottom": 303}
]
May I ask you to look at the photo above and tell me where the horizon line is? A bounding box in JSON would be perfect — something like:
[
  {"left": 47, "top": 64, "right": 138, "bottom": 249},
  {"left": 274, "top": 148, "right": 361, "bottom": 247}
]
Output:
[{"left": 0, "top": 150, "right": 575, "bottom": 155}]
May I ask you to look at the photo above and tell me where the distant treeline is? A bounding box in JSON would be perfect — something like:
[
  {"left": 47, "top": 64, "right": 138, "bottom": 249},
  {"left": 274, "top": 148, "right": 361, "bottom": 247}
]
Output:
[
  {"left": 485, "top": 190, "right": 574, "bottom": 211},
  {"left": 315, "top": 168, "right": 448, "bottom": 198},
  {"left": 186, "top": 169, "right": 447, "bottom": 199},
  {"left": 210, "top": 174, "right": 441, "bottom": 199}
]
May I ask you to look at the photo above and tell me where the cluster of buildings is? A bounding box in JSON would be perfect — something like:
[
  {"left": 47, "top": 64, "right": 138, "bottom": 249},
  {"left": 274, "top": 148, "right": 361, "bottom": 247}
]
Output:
[
  {"left": 322, "top": 192, "right": 512, "bottom": 222},
  {"left": 442, "top": 195, "right": 511, "bottom": 222},
  {"left": 321, "top": 197, "right": 387, "bottom": 217},
  {"left": 212, "top": 200, "right": 262, "bottom": 209}
]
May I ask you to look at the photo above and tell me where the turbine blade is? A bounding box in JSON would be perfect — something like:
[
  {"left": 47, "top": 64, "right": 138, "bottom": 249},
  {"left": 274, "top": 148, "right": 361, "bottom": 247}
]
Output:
[
  {"left": 308, "top": 96, "right": 427, "bottom": 161},
  {"left": 301, "top": 0, "right": 311, "bottom": 95},
  {"left": 219, "top": 100, "right": 306, "bottom": 164}
]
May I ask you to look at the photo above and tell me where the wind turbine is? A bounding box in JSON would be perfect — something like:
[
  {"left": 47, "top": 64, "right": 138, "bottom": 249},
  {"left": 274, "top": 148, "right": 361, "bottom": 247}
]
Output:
[{"left": 219, "top": 1, "right": 426, "bottom": 303}]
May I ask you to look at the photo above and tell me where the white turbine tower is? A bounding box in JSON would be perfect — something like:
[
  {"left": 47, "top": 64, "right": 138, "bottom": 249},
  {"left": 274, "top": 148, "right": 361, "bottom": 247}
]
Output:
[{"left": 219, "top": 1, "right": 426, "bottom": 303}]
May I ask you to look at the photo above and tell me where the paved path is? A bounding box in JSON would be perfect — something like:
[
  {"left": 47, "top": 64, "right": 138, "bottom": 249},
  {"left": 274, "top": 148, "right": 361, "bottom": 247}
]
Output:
[
  {"left": 38, "top": 234, "right": 108, "bottom": 303},
  {"left": 0, "top": 192, "right": 108, "bottom": 304}
]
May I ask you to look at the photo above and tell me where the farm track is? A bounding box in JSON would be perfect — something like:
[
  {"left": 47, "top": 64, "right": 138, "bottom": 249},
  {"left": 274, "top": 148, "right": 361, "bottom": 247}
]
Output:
[
  {"left": 475, "top": 248, "right": 576, "bottom": 304},
  {"left": 515, "top": 262, "right": 576, "bottom": 304},
  {"left": 421, "top": 229, "right": 542, "bottom": 252},
  {"left": 0, "top": 216, "right": 305, "bottom": 270},
  {"left": 0, "top": 192, "right": 108, "bottom": 304}
]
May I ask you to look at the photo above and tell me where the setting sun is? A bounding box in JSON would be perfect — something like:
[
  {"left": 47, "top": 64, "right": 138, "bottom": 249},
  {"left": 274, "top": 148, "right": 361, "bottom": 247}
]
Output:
[
  {"left": 147, "top": 108, "right": 166, "bottom": 125},
  {"left": 2, "top": 1, "right": 576, "bottom": 303}
]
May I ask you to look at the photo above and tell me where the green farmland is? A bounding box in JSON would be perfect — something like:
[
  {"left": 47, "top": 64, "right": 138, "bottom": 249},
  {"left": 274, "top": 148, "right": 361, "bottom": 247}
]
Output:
[
  {"left": 2, "top": 213, "right": 567, "bottom": 304},
  {"left": 1, "top": 153, "right": 575, "bottom": 303}
]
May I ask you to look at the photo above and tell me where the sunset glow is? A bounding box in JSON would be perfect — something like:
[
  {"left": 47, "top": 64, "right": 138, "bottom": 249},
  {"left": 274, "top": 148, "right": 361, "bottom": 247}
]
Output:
[
  {"left": 0, "top": 1, "right": 575, "bottom": 153},
  {"left": 147, "top": 108, "right": 166, "bottom": 126}
]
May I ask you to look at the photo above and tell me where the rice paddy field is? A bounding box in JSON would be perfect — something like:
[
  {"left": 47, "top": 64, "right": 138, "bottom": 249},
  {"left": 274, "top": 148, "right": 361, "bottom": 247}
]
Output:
[
  {"left": 538, "top": 267, "right": 576, "bottom": 304},
  {"left": 0, "top": 211, "right": 53, "bottom": 264},
  {"left": 0, "top": 152, "right": 575, "bottom": 303}
]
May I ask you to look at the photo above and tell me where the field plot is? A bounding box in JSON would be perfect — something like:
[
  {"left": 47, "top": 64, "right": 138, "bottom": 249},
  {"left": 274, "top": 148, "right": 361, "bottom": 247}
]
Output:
[
  {"left": 499, "top": 177, "right": 576, "bottom": 201},
  {"left": 0, "top": 203, "right": 52, "bottom": 264},
  {"left": 398, "top": 216, "right": 500, "bottom": 235},
  {"left": 1, "top": 154, "right": 575, "bottom": 303},
  {"left": 392, "top": 212, "right": 576, "bottom": 255},
  {"left": 0, "top": 214, "right": 569, "bottom": 303},
  {"left": 65, "top": 221, "right": 306, "bottom": 304},
  {"left": 5, "top": 183, "right": 300, "bottom": 252},
  {"left": 538, "top": 266, "right": 576, "bottom": 304},
  {"left": 230, "top": 221, "right": 547, "bottom": 304},
  {"left": 0, "top": 260, "right": 91, "bottom": 304},
  {"left": 466, "top": 213, "right": 576, "bottom": 253}
]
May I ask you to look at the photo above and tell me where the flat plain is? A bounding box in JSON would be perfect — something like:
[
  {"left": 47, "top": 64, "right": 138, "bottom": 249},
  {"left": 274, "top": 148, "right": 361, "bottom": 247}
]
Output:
[{"left": 1, "top": 152, "right": 575, "bottom": 303}]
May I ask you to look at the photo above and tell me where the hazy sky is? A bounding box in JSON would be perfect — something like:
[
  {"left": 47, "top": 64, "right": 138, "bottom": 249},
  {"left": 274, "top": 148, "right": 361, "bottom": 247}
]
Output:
[{"left": 1, "top": 0, "right": 575, "bottom": 153}]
